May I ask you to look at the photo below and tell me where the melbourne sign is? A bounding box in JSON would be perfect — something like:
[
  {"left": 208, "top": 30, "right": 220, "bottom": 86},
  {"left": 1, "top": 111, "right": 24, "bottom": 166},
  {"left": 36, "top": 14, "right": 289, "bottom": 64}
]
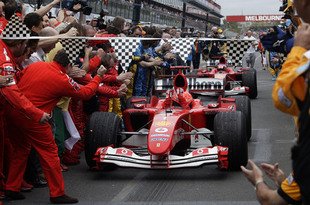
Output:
[{"left": 226, "top": 15, "right": 283, "bottom": 22}]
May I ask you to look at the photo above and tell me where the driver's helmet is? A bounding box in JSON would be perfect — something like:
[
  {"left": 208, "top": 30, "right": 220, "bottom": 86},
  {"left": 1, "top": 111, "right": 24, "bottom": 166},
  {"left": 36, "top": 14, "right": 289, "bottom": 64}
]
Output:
[
  {"left": 171, "top": 88, "right": 193, "bottom": 108},
  {"left": 219, "top": 56, "right": 226, "bottom": 64}
]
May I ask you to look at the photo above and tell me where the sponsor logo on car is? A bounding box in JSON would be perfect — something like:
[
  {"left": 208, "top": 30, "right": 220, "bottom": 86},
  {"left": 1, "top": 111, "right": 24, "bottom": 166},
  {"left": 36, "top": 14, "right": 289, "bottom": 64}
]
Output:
[
  {"left": 116, "top": 148, "right": 133, "bottom": 157},
  {"left": 151, "top": 134, "right": 170, "bottom": 137},
  {"left": 192, "top": 148, "right": 209, "bottom": 156},
  {"left": 155, "top": 127, "right": 168, "bottom": 133},
  {"left": 151, "top": 138, "right": 168, "bottom": 142},
  {"left": 155, "top": 121, "right": 171, "bottom": 127}
]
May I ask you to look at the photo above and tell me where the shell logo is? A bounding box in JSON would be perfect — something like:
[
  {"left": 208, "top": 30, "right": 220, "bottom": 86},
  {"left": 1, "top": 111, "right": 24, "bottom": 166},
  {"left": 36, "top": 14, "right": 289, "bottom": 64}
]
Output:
[
  {"left": 155, "top": 127, "right": 168, "bottom": 133},
  {"left": 155, "top": 121, "right": 172, "bottom": 127}
]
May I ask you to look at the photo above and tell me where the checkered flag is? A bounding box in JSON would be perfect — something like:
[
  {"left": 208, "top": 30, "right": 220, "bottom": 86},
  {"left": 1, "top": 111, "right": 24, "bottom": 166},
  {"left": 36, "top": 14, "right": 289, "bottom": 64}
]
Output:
[
  {"left": 226, "top": 40, "right": 253, "bottom": 66},
  {"left": 168, "top": 38, "right": 195, "bottom": 62},
  {"left": 109, "top": 38, "right": 140, "bottom": 70},
  {"left": 278, "top": 53, "right": 287, "bottom": 62},
  {"left": 1, "top": 14, "right": 31, "bottom": 38},
  {"left": 60, "top": 38, "right": 86, "bottom": 64}
]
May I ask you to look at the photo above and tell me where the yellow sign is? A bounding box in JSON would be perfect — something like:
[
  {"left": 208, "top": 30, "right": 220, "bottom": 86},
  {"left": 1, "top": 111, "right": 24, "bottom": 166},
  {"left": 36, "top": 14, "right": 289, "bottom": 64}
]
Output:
[{"left": 155, "top": 121, "right": 171, "bottom": 127}]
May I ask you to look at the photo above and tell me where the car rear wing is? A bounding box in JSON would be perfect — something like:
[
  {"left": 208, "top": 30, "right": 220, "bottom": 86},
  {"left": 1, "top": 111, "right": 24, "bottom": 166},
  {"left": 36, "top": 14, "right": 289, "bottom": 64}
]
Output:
[{"left": 154, "top": 77, "right": 225, "bottom": 93}]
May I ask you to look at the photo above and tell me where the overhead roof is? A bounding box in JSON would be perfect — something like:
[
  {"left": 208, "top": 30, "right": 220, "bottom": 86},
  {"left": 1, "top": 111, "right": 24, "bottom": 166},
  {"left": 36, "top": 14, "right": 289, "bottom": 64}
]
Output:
[{"left": 182, "top": 0, "right": 223, "bottom": 18}]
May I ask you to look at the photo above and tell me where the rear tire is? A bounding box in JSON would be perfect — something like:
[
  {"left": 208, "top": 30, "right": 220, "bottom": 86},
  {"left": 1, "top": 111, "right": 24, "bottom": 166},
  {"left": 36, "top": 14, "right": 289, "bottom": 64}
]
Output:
[
  {"left": 232, "top": 96, "right": 252, "bottom": 140},
  {"left": 242, "top": 69, "right": 257, "bottom": 99},
  {"left": 214, "top": 112, "right": 248, "bottom": 171},
  {"left": 85, "top": 112, "right": 122, "bottom": 168}
]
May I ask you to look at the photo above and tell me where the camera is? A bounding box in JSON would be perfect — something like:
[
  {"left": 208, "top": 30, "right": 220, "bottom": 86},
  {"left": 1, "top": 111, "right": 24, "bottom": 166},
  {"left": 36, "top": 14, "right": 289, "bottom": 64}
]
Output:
[
  {"left": 96, "top": 9, "right": 108, "bottom": 30},
  {"left": 61, "top": 0, "right": 92, "bottom": 15}
]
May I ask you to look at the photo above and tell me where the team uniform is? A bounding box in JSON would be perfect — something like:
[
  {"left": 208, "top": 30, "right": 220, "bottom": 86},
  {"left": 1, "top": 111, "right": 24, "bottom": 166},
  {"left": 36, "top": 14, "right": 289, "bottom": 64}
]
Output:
[
  {"left": 5, "top": 61, "right": 101, "bottom": 197},
  {"left": 0, "top": 17, "right": 7, "bottom": 34},
  {"left": 99, "top": 65, "right": 122, "bottom": 115},
  {"left": 0, "top": 40, "right": 44, "bottom": 193}
]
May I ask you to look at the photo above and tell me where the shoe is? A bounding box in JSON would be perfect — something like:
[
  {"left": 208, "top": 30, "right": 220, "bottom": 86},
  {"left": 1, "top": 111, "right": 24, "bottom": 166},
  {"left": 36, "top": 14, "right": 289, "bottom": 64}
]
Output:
[
  {"left": 21, "top": 180, "right": 33, "bottom": 192},
  {"left": 5, "top": 190, "right": 25, "bottom": 200},
  {"left": 60, "top": 163, "right": 69, "bottom": 172},
  {"left": 50, "top": 194, "right": 78, "bottom": 204},
  {"left": 33, "top": 175, "right": 48, "bottom": 188}
]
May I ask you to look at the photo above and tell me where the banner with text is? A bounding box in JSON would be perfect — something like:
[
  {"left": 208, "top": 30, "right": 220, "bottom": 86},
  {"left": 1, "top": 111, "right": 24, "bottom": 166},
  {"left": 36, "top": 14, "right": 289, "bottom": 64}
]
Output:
[{"left": 226, "top": 15, "right": 283, "bottom": 22}]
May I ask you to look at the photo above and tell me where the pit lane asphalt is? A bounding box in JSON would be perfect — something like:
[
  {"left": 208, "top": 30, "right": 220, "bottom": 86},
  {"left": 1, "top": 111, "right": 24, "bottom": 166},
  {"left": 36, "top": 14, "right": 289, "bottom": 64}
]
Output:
[{"left": 9, "top": 64, "right": 295, "bottom": 205}]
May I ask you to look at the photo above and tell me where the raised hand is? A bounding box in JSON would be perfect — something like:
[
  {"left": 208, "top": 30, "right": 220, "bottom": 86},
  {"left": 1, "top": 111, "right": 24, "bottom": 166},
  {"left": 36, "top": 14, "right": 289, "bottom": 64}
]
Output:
[{"left": 261, "top": 162, "right": 285, "bottom": 187}]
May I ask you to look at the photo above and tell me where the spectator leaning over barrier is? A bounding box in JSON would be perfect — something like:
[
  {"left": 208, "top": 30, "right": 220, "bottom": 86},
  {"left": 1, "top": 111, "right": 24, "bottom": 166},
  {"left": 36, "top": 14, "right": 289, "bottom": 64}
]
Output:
[{"left": 23, "top": 13, "right": 44, "bottom": 34}]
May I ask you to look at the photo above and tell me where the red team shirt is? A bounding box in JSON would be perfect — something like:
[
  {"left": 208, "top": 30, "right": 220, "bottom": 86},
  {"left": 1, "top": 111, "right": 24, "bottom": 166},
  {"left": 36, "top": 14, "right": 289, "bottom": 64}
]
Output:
[{"left": 17, "top": 61, "right": 102, "bottom": 114}]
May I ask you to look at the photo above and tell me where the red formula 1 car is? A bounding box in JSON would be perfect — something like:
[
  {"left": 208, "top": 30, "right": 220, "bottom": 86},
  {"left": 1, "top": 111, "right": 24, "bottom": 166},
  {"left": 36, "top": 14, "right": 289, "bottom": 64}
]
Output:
[
  {"left": 155, "top": 57, "right": 257, "bottom": 99},
  {"left": 85, "top": 67, "right": 249, "bottom": 171}
]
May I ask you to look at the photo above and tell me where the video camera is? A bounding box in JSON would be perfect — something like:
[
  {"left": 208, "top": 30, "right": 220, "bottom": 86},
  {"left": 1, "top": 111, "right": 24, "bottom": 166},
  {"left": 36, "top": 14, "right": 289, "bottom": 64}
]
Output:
[
  {"left": 96, "top": 9, "right": 109, "bottom": 30},
  {"left": 61, "top": 0, "right": 92, "bottom": 15}
]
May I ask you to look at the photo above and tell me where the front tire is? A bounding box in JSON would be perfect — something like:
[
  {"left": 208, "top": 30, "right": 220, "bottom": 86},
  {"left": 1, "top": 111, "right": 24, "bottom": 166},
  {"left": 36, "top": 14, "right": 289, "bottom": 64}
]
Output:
[
  {"left": 85, "top": 112, "right": 122, "bottom": 168},
  {"left": 214, "top": 112, "right": 248, "bottom": 171}
]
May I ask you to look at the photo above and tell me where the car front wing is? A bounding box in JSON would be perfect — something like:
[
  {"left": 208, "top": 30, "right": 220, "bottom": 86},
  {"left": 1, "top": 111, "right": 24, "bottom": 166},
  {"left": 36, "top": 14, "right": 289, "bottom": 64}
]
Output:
[{"left": 93, "top": 146, "right": 229, "bottom": 169}]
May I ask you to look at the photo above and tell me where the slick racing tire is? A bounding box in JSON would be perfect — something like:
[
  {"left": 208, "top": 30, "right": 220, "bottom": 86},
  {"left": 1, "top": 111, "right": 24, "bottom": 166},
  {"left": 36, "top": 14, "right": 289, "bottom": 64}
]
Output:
[
  {"left": 232, "top": 96, "right": 252, "bottom": 140},
  {"left": 214, "top": 111, "right": 248, "bottom": 171},
  {"left": 242, "top": 69, "right": 258, "bottom": 99},
  {"left": 85, "top": 112, "right": 122, "bottom": 168},
  {"left": 126, "top": 96, "right": 150, "bottom": 109}
]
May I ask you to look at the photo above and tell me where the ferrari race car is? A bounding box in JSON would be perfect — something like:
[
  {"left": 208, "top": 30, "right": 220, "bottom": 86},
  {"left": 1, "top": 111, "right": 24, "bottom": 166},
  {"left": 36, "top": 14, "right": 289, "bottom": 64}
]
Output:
[
  {"left": 154, "top": 57, "right": 257, "bottom": 99},
  {"left": 85, "top": 67, "right": 250, "bottom": 171}
]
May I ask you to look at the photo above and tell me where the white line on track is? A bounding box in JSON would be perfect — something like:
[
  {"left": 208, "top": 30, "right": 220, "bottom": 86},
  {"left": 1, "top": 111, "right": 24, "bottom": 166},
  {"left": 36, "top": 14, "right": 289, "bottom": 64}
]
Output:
[{"left": 111, "top": 172, "right": 147, "bottom": 202}]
